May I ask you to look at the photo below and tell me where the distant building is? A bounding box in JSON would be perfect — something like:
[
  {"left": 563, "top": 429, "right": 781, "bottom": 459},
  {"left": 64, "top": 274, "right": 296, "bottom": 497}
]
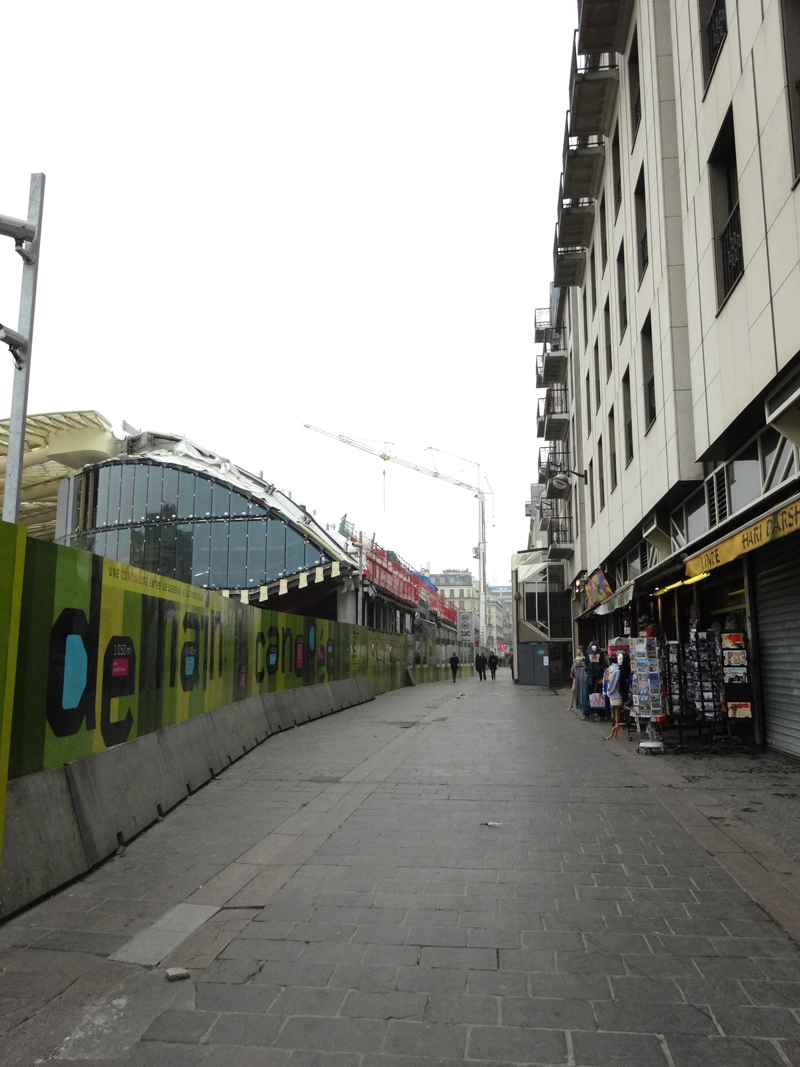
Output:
[{"left": 429, "top": 570, "right": 513, "bottom": 652}]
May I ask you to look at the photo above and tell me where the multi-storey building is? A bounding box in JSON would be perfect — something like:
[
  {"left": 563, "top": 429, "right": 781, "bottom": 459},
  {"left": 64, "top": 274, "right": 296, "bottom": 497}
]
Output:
[
  {"left": 429, "top": 570, "right": 513, "bottom": 653},
  {"left": 537, "top": 0, "right": 800, "bottom": 755}
]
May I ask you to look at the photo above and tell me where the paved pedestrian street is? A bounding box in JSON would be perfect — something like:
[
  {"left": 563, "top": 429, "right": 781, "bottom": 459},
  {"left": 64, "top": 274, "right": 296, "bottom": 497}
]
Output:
[{"left": 2, "top": 673, "right": 800, "bottom": 1066}]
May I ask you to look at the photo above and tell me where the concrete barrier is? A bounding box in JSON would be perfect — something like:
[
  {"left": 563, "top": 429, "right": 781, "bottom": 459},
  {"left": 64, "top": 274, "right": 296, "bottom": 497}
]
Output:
[
  {"left": 156, "top": 713, "right": 225, "bottom": 795},
  {"left": 0, "top": 674, "right": 380, "bottom": 916},
  {"left": 0, "top": 768, "right": 88, "bottom": 918},
  {"left": 66, "top": 732, "right": 185, "bottom": 865}
]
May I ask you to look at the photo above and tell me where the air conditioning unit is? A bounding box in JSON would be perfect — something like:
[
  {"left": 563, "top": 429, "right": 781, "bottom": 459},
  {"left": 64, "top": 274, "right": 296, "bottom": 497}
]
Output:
[{"left": 642, "top": 510, "right": 671, "bottom": 559}]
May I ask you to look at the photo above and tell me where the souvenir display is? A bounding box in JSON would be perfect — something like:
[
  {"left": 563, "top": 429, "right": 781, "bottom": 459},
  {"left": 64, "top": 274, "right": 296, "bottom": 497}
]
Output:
[
  {"left": 630, "top": 637, "right": 663, "bottom": 729},
  {"left": 681, "top": 630, "right": 724, "bottom": 723}
]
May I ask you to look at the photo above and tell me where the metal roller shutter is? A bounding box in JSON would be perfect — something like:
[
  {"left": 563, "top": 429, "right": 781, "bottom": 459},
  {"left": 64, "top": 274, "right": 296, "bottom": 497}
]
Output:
[{"left": 755, "top": 540, "right": 800, "bottom": 758}]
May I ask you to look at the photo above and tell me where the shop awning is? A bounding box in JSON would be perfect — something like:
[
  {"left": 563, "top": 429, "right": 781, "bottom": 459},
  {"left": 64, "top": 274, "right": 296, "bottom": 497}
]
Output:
[
  {"left": 594, "top": 581, "right": 635, "bottom": 615},
  {"left": 685, "top": 490, "right": 800, "bottom": 578}
]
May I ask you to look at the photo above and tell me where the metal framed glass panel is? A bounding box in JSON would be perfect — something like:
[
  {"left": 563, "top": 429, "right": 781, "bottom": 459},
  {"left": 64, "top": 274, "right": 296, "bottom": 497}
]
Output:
[
  {"left": 105, "top": 529, "right": 118, "bottom": 560},
  {"left": 159, "top": 523, "right": 177, "bottom": 579},
  {"left": 266, "top": 520, "right": 286, "bottom": 580},
  {"left": 192, "top": 524, "right": 211, "bottom": 586},
  {"left": 210, "top": 522, "right": 229, "bottom": 587},
  {"left": 94, "top": 531, "right": 107, "bottom": 558},
  {"left": 212, "top": 484, "right": 231, "bottom": 518},
  {"left": 107, "top": 465, "right": 122, "bottom": 526},
  {"left": 728, "top": 442, "right": 759, "bottom": 515},
  {"left": 248, "top": 500, "right": 267, "bottom": 517},
  {"left": 177, "top": 471, "right": 195, "bottom": 519},
  {"left": 146, "top": 465, "right": 163, "bottom": 522},
  {"left": 117, "top": 527, "right": 131, "bottom": 565},
  {"left": 161, "top": 467, "right": 179, "bottom": 521},
  {"left": 130, "top": 527, "right": 145, "bottom": 568},
  {"left": 120, "top": 464, "right": 135, "bottom": 524},
  {"left": 247, "top": 520, "right": 267, "bottom": 585},
  {"left": 144, "top": 525, "right": 161, "bottom": 573},
  {"left": 305, "top": 541, "right": 322, "bottom": 568},
  {"left": 176, "top": 524, "right": 193, "bottom": 583},
  {"left": 95, "top": 466, "right": 110, "bottom": 531},
  {"left": 227, "top": 521, "right": 247, "bottom": 588},
  {"left": 285, "top": 528, "right": 305, "bottom": 575},
  {"left": 194, "top": 476, "right": 212, "bottom": 518},
  {"left": 133, "top": 465, "right": 149, "bottom": 522},
  {"left": 230, "top": 490, "right": 248, "bottom": 517}
]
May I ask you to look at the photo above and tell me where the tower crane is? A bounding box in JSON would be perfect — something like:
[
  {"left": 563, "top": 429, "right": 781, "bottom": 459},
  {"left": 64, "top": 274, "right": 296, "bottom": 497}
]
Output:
[{"left": 303, "top": 423, "right": 489, "bottom": 650}]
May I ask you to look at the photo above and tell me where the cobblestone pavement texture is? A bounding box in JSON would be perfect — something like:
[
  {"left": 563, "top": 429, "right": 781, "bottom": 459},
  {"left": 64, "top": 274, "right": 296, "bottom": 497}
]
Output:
[{"left": 2, "top": 672, "right": 800, "bottom": 1065}]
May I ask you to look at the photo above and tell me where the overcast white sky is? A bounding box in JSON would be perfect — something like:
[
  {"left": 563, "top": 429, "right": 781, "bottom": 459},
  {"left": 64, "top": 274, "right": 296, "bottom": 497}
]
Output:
[{"left": 0, "top": 2, "right": 575, "bottom": 585}]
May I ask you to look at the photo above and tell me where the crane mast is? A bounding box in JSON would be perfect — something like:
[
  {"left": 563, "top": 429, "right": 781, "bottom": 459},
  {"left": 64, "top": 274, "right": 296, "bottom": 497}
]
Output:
[{"left": 303, "top": 423, "right": 488, "bottom": 650}]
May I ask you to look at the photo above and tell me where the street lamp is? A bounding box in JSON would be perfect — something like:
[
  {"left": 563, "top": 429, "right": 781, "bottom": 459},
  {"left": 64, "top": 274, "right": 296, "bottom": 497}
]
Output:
[{"left": 0, "top": 173, "right": 46, "bottom": 525}]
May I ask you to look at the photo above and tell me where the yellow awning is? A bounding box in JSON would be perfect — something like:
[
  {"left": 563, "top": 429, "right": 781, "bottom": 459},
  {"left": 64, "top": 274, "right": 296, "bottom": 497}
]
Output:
[{"left": 685, "top": 492, "right": 800, "bottom": 577}]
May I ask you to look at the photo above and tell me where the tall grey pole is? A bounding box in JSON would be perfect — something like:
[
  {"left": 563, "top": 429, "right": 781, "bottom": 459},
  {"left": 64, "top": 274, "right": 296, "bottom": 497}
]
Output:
[
  {"left": 357, "top": 531, "right": 364, "bottom": 627},
  {"left": 3, "top": 173, "right": 45, "bottom": 525}
]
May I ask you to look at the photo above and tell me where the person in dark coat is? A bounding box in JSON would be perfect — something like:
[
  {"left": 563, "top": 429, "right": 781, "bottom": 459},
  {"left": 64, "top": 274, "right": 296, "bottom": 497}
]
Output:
[
  {"left": 488, "top": 652, "right": 499, "bottom": 680},
  {"left": 476, "top": 653, "right": 487, "bottom": 681},
  {"left": 585, "top": 639, "right": 607, "bottom": 719},
  {"left": 449, "top": 653, "right": 459, "bottom": 682}
]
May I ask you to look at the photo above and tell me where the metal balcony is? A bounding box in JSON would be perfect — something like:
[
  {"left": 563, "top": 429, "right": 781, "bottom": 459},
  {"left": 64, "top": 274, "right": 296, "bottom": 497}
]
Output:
[
  {"left": 536, "top": 397, "right": 546, "bottom": 439},
  {"left": 558, "top": 176, "right": 595, "bottom": 250},
  {"left": 577, "top": 0, "right": 636, "bottom": 56},
  {"left": 538, "top": 446, "right": 552, "bottom": 485},
  {"left": 544, "top": 385, "right": 570, "bottom": 443},
  {"left": 562, "top": 120, "right": 606, "bottom": 202},
  {"left": 542, "top": 448, "right": 573, "bottom": 500},
  {"left": 540, "top": 347, "right": 568, "bottom": 386},
  {"left": 538, "top": 496, "right": 557, "bottom": 532},
  {"left": 534, "top": 308, "right": 551, "bottom": 344},
  {"left": 554, "top": 225, "right": 587, "bottom": 288},
  {"left": 568, "top": 33, "right": 619, "bottom": 139},
  {"left": 548, "top": 515, "right": 575, "bottom": 561}
]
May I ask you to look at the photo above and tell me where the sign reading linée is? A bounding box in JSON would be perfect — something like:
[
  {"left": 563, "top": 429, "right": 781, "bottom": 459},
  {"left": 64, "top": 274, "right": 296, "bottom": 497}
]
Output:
[{"left": 685, "top": 495, "right": 800, "bottom": 577}]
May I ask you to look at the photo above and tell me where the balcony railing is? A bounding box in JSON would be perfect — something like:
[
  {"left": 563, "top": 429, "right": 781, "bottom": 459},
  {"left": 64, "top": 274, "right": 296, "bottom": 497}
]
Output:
[
  {"left": 719, "top": 201, "right": 744, "bottom": 299},
  {"left": 536, "top": 354, "right": 545, "bottom": 388},
  {"left": 550, "top": 515, "right": 574, "bottom": 545},
  {"left": 706, "top": 0, "right": 727, "bottom": 74},
  {"left": 545, "top": 384, "right": 569, "bottom": 416},
  {"left": 542, "top": 447, "right": 571, "bottom": 479}
]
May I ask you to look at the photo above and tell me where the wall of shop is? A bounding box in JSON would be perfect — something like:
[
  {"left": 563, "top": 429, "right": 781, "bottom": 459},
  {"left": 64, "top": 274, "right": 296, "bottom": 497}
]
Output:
[{"left": 0, "top": 521, "right": 472, "bottom": 913}]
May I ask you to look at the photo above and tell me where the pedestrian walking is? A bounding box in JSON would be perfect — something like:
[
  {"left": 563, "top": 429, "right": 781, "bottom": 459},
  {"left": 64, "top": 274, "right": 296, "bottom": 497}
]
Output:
[
  {"left": 476, "top": 653, "right": 487, "bottom": 681},
  {"left": 509, "top": 652, "right": 514, "bottom": 680},
  {"left": 449, "top": 653, "right": 459, "bottom": 682},
  {"left": 488, "top": 651, "right": 498, "bottom": 680}
]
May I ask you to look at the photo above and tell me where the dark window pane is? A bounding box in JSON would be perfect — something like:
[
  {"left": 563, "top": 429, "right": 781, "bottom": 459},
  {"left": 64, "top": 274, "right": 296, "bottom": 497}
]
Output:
[
  {"left": 194, "top": 476, "right": 212, "bottom": 518},
  {"left": 176, "top": 524, "right": 193, "bottom": 584},
  {"left": 686, "top": 489, "right": 708, "bottom": 542},
  {"left": 105, "top": 530, "right": 118, "bottom": 560},
  {"left": 228, "top": 521, "right": 247, "bottom": 588},
  {"left": 728, "top": 442, "right": 760, "bottom": 514},
  {"left": 177, "top": 471, "right": 195, "bottom": 519},
  {"left": 107, "top": 465, "right": 122, "bottom": 526},
  {"left": 94, "top": 531, "right": 107, "bottom": 557},
  {"left": 160, "top": 523, "right": 177, "bottom": 579},
  {"left": 71, "top": 474, "right": 83, "bottom": 531},
  {"left": 118, "top": 527, "right": 131, "bottom": 565},
  {"left": 80, "top": 532, "right": 95, "bottom": 554},
  {"left": 247, "top": 520, "right": 267, "bottom": 586},
  {"left": 146, "top": 465, "right": 163, "bottom": 522},
  {"left": 266, "top": 520, "right": 285, "bottom": 580},
  {"left": 133, "top": 465, "right": 149, "bottom": 522},
  {"left": 120, "top": 464, "right": 135, "bottom": 524},
  {"left": 210, "top": 522, "right": 229, "bottom": 586},
  {"left": 305, "top": 541, "right": 322, "bottom": 568},
  {"left": 285, "top": 528, "right": 305, "bottom": 574},
  {"left": 212, "top": 484, "right": 231, "bottom": 517},
  {"left": 161, "top": 467, "right": 179, "bottom": 521},
  {"left": 230, "top": 491, "right": 248, "bottom": 517},
  {"left": 248, "top": 499, "right": 267, "bottom": 516},
  {"left": 95, "top": 466, "right": 110, "bottom": 530},
  {"left": 144, "top": 526, "right": 161, "bottom": 573},
  {"left": 130, "top": 527, "right": 145, "bottom": 568},
  {"left": 192, "top": 524, "right": 211, "bottom": 586}
]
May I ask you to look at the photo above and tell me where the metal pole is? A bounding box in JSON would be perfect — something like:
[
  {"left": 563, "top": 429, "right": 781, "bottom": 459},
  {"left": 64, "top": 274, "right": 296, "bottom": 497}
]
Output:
[
  {"left": 357, "top": 531, "right": 364, "bottom": 627},
  {"left": 3, "top": 173, "right": 45, "bottom": 525},
  {"left": 477, "top": 485, "right": 487, "bottom": 652}
]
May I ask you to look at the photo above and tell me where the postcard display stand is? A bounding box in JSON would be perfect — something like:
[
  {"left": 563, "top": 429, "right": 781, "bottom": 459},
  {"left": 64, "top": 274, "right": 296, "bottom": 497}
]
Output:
[
  {"left": 682, "top": 631, "right": 726, "bottom": 745},
  {"left": 631, "top": 637, "right": 664, "bottom": 741},
  {"left": 722, "top": 633, "right": 753, "bottom": 738}
]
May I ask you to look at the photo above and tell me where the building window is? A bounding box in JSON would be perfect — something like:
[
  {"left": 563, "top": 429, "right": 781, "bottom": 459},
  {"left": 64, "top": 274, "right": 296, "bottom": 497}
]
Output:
[
  {"left": 582, "top": 290, "right": 589, "bottom": 348},
  {"left": 641, "top": 314, "right": 656, "bottom": 429},
  {"left": 603, "top": 299, "right": 613, "bottom": 379},
  {"left": 459, "top": 589, "right": 464, "bottom": 599},
  {"left": 585, "top": 372, "right": 592, "bottom": 434},
  {"left": 700, "top": 0, "right": 727, "bottom": 84},
  {"left": 593, "top": 341, "right": 601, "bottom": 413},
  {"left": 622, "top": 367, "right": 634, "bottom": 464},
  {"left": 628, "top": 29, "right": 641, "bottom": 141},
  {"left": 590, "top": 247, "right": 597, "bottom": 314},
  {"left": 589, "top": 460, "right": 596, "bottom": 525},
  {"left": 710, "top": 109, "right": 743, "bottom": 304},
  {"left": 617, "top": 242, "right": 628, "bottom": 337},
  {"left": 598, "top": 437, "right": 606, "bottom": 510},
  {"left": 599, "top": 196, "right": 608, "bottom": 271},
  {"left": 780, "top": 0, "right": 800, "bottom": 179},
  {"left": 611, "top": 125, "right": 622, "bottom": 217},
  {"left": 634, "top": 167, "right": 648, "bottom": 281},
  {"left": 609, "top": 407, "right": 618, "bottom": 490}
]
